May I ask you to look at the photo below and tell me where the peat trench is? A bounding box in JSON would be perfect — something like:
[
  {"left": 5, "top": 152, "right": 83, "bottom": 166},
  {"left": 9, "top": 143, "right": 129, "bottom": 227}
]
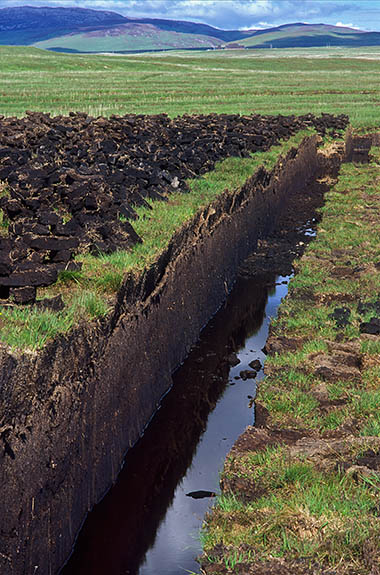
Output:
[
  {"left": 61, "top": 176, "right": 329, "bottom": 575},
  {"left": 1, "top": 134, "right": 336, "bottom": 575}
]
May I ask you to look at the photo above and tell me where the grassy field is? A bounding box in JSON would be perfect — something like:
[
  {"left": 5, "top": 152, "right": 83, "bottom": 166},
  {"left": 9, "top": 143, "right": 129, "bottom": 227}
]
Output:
[{"left": 1, "top": 46, "right": 380, "bottom": 126}]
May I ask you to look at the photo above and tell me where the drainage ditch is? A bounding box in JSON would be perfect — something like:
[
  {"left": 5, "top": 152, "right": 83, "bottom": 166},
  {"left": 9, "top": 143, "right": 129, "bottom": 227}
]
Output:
[
  {"left": 62, "top": 186, "right": 324, "bottom": 575},
  {"left": 0, "top": 136, "right": 344, "bottom": 575}
]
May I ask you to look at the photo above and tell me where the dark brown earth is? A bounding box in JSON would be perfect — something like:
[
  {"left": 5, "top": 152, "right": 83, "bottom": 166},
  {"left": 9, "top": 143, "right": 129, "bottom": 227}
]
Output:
[{"left": 0, "top": 112, "right": 348, "bottom": 303}]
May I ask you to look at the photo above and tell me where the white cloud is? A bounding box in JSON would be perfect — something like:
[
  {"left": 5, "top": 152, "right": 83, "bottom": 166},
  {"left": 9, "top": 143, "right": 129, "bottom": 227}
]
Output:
[{"left": 335, "top": 21, "right": 362, "bottom": 30}]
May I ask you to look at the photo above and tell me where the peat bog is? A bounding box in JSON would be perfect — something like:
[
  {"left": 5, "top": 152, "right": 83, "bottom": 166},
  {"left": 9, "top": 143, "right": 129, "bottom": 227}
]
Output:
[{"left": 1, "top": 42, "right": 380, "bottom": 575}]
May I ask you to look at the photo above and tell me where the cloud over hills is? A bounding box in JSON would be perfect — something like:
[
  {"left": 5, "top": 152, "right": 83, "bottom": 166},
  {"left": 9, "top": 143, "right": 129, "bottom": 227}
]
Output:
[{"left": 0, "top": 0, "right": 378, "bottom": 31}]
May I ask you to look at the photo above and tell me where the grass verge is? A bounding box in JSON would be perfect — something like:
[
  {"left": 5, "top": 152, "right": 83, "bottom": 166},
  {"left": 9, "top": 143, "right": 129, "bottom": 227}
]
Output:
[
  {"left": 0, "top": 130, "right": 315, "bottom": 350},
  {"left": 200, "top": 142, "right": 380, "bottom": 574}
]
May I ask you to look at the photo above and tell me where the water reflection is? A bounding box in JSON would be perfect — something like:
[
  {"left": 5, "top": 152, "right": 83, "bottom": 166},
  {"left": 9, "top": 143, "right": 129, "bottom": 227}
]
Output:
[{"left": 62, "top": 273, "right": 287, "bottom": 575}]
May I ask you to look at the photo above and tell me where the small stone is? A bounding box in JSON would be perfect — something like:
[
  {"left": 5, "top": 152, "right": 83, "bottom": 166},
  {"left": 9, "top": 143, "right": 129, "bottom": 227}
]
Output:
[
  {"left": 249, "top": 359, "right": 262, "bottom": 371},
  {"left": 171, "top": 177, "right": 180, "bottom": 189}
]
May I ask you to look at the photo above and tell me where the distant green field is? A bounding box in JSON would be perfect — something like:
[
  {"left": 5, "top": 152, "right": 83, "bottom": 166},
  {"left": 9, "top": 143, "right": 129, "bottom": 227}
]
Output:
[{"left": 1, "top": 45, "right": 380, "bottom": 127}]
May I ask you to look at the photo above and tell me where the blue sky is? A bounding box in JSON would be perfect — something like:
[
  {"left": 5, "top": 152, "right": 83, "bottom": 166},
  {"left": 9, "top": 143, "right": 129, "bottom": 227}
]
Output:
[{"left": 1, "top": 0, "right": 380, "bottom": 31}]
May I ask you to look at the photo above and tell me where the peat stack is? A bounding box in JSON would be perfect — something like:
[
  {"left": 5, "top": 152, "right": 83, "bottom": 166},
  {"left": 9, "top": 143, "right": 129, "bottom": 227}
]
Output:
[{"left": 0, "top": 112, "right": 349, "bottom": 304}]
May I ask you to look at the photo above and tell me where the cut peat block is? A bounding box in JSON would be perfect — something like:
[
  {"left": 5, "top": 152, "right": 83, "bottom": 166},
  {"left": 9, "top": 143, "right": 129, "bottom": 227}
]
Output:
[{"left": 0, "top": 112, "right": 348, "bottom": 307}]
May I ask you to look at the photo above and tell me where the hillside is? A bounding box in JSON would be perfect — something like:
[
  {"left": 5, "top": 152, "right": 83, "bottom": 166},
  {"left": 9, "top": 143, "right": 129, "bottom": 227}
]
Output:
[
  {"left": 33, "top": 24, "right": 222, "bottom": 53},
  {"left": 1, "top": 7, "right": 380, "bottom": 53},
  {"left": 237, "top": 22, "right": 380, "bottom": 49},
  {"left": 0, "top": 6, "right": 127, "bottom": 45}
]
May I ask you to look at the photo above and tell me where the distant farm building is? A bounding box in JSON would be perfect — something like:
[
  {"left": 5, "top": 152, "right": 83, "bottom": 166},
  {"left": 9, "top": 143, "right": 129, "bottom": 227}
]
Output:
[{"left": 225, "top": 43, "right": 246, "bottom": 49}]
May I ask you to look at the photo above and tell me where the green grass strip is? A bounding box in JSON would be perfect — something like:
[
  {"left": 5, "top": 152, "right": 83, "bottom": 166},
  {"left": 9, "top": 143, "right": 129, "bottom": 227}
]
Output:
[{"left": 0, "top": 129, "right": 315, "bottom": 350}]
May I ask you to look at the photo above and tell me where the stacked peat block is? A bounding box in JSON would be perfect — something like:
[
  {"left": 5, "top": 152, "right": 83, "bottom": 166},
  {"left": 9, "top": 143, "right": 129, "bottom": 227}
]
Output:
[{"left": 0, "top": 111, "right": 349, "bottom": 305}]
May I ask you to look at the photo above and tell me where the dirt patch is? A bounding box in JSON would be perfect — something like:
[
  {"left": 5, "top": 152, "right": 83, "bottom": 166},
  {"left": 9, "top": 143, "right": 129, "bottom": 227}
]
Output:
[
  {"left": 265, "top": 335, "right": 305, "bottom": 355},
  {"left": 311, "top": 350, "right": 362, "bottom": 382}
]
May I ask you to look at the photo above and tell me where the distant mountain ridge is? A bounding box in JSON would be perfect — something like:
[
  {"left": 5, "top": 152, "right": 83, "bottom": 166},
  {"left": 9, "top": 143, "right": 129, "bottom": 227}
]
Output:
[
  {"left": 1, "top": 6, "right": 380, "bottom": 52},
  {"left": 0, "top": 6, "right": 128, "bottom": 44}
]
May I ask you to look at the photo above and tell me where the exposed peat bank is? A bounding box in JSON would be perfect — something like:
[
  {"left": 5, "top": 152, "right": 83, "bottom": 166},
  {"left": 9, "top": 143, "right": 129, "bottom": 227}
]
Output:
[{"left": 0, "top": 114, "right": 352, "bottom": 575}]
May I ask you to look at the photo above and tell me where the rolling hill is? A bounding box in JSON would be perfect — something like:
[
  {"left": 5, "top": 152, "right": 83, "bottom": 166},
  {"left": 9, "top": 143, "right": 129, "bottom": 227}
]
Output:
[
  {"left": 0, "top": 6, "right": 252, "bottom": 50},
  {"left": 236, "top": 23, "right": 380, "bottom": 49},
  {"left": 33, "top": 24, "right": 223, "bottom": 53},
  {"left": 1, "top": 7, "right": 380, "bottom": 53}
]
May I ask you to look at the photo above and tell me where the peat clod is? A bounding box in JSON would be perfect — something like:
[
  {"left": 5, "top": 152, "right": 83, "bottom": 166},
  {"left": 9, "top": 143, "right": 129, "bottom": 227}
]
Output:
[
  {"left": 0, "top": 111, "right": 348, "bottom": 304},
  {"left": 34, "top": 294, "right": 65, "bottom": 312},
  {"left": 328, "top": 306, "right": 351, "bottom": 328},
  {"left": 248, "top": 359, "right": 262, "bottom": 371},
  {"left": 227, "top": 352, "right": 240, "bottom": 366},
  {"left": 360, "top": 317, "right": 380, "bottom": 335},
  {"left": 186, "top": 490, "right": 216, "bottom": 499},
  {"left": 240, "top": 369, "right": 257, "bottom": 380}
]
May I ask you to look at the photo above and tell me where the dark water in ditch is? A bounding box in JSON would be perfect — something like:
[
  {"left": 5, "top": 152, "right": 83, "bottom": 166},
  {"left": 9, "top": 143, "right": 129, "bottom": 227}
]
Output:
[
  {"left": 62, "top": 276, "right": 288, "bottom": 575},
  {"left": 62, "top": 272, "right": 290, "bottom": 575}
]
